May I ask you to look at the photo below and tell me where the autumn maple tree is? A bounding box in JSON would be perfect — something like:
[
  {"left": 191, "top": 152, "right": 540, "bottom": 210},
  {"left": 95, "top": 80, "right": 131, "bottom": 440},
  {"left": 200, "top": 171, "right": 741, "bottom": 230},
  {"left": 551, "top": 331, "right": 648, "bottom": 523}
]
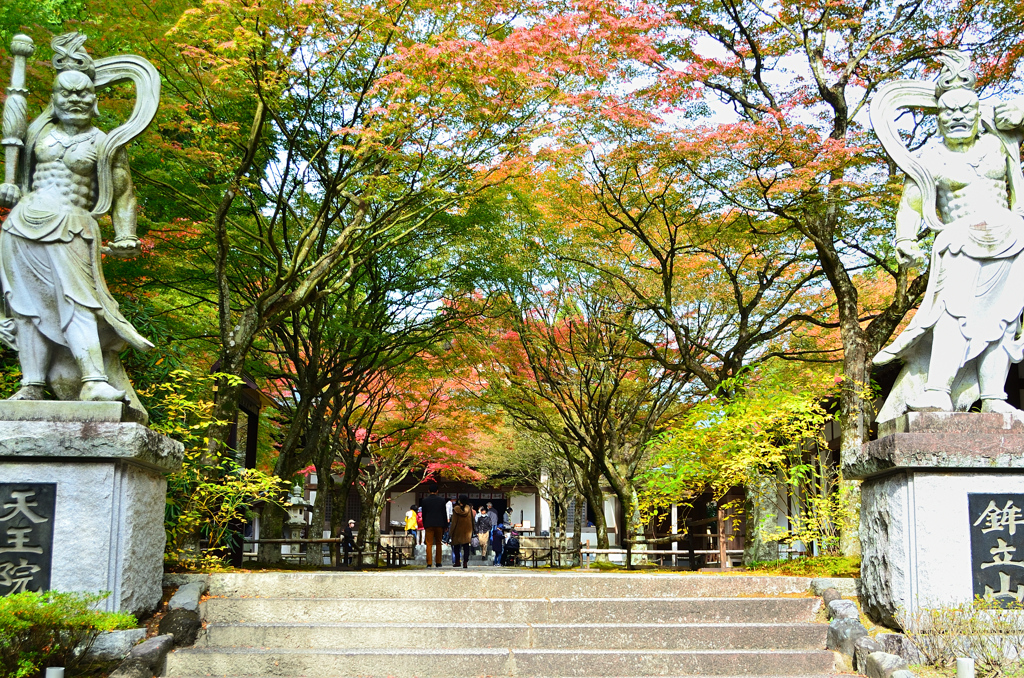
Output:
[
  {"left": 541, "top": 0, "right": 1024, "bottom": 554},
  {"left": 64, "top": 0, "right": 665, "bottom": 458},
  {"left": 459, "top": 211, "right": 690, "bottom": 551}
]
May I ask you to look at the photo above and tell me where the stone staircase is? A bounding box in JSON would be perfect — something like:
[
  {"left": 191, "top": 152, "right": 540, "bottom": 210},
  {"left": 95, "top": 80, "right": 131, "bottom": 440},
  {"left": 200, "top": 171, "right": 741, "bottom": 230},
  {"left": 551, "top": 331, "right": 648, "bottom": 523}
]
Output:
[{"left": 163, "top": 571, "right": 834, "bottom": 678}]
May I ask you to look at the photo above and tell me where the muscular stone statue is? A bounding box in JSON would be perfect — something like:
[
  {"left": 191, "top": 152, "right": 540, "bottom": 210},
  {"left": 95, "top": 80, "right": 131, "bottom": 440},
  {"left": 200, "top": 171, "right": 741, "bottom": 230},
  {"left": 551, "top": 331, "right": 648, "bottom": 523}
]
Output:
[
  {"left": 872, "top": 52, "right": 1024, "bottom": 422},
  {"left": 0, "top": 34, "right": 160, "bottom": 421}
]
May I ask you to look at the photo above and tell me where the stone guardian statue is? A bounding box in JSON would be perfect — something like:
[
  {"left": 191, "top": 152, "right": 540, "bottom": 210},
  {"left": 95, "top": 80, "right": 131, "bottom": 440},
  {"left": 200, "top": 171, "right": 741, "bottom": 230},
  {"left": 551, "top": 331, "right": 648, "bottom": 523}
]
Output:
[
  {"left": 872, "top": 51, "right": 1024, "bottom": 423},
  {"left": 0, "top": 33, "right": 159, "bottom": 422}
]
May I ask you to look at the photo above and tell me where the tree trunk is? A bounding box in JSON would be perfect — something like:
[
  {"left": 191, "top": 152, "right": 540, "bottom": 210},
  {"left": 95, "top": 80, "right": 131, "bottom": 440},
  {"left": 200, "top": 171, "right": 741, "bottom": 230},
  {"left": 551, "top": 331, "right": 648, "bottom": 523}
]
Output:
[
  {"left": 626, "top": 485, "right": 646, "bottom": 565},
  {"left": 838, "top": 332, "right": 872, "bottom": 557},
  {"left": 257, "top": 503, "right": 287, "bottom": 564},
  {"left": 553, "top": 498, "right": 566, "bottom": 565},
  {"left": 743, "top": 473, "right": 781, "bottom": 565},
  {"left": 330, "top": 464, "right": 359, "bottom": 540},
  {"left": 357, "top": 487, "right": 387, "bottom": 566},
  {"left": 572, "top": 493, "right": 584, "bottom": 566},
  {"left": 256, "top": 421, "right": 314, "bottom": 565},
  {"left": 576, "top": 472, "right": 609, "bottom": 554},
  {"left": 591, "top": 496, "right": 610, "bottom": 554},
  {"left": 208, "top": 306, "right": 260, "bottom": 455},
  {"left": 304, "top": 468, "right": 331, "bottom": 567}
]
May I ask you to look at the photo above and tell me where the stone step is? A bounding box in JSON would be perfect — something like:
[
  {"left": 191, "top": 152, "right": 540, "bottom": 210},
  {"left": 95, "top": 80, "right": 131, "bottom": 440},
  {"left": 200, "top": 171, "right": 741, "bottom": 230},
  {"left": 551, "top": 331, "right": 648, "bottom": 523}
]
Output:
[
  {"left": 198, "top": 621, "right": 827, "bottom": 651},
  {"left": 202, "top": 596, "right": 820, "bottom": 625},
  {"left": 207, "top": 571, "right": 812, "bottom": 599},
  {"left": 164, "top": 647, "right": 836, "bottom": 677}
]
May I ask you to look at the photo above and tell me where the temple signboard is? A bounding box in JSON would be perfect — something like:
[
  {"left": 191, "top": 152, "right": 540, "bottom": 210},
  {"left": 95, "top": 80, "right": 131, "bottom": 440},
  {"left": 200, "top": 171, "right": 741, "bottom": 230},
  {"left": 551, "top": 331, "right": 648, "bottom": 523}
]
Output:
[
  {"left": 969, "top": 493, "right": 1024, "bottom": 605},
  {"left": 0, "top": 483, "right": 56, "bottom": 595}
]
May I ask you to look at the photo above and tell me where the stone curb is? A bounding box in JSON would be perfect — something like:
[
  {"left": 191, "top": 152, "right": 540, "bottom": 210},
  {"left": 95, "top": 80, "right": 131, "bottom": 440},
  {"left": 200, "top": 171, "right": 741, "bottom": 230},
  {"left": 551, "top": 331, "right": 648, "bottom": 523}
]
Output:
[
  {"left": 865, "top": 651, "right": 909, "bottom": 678},
  {"left": 168, "top": 581, "right": 205, "bottom": 612},
  {"left": 105, "top": 576, "right": 210, "bottom": 678},
  {"left": 811, "top": 577, "right": 861, "bottom": 597},
  {"left": 163, "top": 573, "right": 211, "bottom": 590},
  {"left": 83, "top": 627, "right": 147, "bottom": 662},
  {"left": 809, "top": 581, "right": 919, "bottom": 678}
]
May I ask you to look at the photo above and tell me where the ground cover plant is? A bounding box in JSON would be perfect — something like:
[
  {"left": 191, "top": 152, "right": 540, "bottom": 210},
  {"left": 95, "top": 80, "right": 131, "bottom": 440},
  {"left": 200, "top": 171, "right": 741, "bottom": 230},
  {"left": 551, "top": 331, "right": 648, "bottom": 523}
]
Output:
[
  {"left": 747, "top": 555, "right": 860, "bottom": 578},
  {"left": 0, "top": 591, "right": 136, "bottom": 678}
]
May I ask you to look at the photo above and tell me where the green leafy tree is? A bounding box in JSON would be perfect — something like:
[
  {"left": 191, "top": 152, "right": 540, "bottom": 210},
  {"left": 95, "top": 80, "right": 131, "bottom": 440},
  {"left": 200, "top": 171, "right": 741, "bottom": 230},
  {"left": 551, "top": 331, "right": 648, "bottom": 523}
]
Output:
[
  {"left": 641, "top": 368, "right": 851, "bottom": 561},
  {"left": 145, "top": 370, "right": 286, "bottom": 569}
]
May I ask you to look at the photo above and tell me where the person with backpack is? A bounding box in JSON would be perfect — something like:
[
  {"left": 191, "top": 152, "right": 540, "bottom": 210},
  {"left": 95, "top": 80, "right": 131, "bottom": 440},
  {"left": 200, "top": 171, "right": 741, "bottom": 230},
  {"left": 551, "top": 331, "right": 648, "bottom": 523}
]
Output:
[{"left": 449, "top": 495, "right": 475, "bottom": 568}]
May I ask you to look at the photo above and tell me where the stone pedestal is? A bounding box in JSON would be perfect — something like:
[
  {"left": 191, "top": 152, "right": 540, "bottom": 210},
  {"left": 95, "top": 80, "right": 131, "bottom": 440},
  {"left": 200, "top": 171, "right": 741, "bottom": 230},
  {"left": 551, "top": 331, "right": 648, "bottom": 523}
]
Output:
[
  {"left": 0, "top": 402, "right": 183, "bottom": 615},
  {"left": 846, "top": 412, "right": 1024, "bottom": 629}
]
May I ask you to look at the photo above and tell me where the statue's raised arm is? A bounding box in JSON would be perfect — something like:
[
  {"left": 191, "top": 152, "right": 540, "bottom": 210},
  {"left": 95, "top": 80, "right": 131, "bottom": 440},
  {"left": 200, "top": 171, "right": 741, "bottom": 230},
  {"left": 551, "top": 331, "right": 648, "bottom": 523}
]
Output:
[
  {"left": 0, "top": 33, "right": 158, "bottom": 424},
  {"left": 872, "top": 51, "right": 1024, "bottom": 424}
]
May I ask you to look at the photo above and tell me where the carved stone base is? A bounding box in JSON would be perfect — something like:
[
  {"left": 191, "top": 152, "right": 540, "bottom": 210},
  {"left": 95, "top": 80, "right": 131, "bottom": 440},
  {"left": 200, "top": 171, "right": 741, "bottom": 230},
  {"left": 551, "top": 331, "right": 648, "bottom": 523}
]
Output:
[
  {"left": 847, "top": 412, "right": 1024, "bottom": 629},
  {"left": 0, "top": 411, "right": 182, "bottom": 615}
]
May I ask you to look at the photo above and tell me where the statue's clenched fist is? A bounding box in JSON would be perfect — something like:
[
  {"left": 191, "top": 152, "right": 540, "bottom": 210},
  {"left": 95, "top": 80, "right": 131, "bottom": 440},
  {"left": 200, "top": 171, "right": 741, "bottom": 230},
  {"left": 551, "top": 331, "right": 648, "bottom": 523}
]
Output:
[
  {"left": 995, "top": 101, "right": 1024, "bottom": 130},
  {"left": 897, "top": 239, "right": 927, "bottom": 268},
  {"left": 0, "top": 183, "right": 21, "bottom": 207},
  {"left": 103, "top": 237, "right": 142, "bottom": 259}
]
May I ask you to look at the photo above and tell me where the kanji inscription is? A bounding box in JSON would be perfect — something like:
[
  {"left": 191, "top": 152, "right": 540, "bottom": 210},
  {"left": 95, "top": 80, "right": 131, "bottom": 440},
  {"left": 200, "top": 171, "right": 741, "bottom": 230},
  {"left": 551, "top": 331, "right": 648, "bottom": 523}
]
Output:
[
  {"left": 0, "top": 483, "right": 55, "bottom": 595},
  {"left": 969, "top": 493, "right": 1024, "bottom": 605}
]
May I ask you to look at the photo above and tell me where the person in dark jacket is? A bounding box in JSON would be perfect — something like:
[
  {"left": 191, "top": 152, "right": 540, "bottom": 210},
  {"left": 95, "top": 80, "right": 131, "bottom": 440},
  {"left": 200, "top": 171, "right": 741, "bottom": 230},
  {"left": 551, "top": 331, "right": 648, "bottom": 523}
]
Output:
[
  {"left": 475, "top": 507, "right": 492, "bottom": 558},
  {"left": 490, "top": 525, "right": 504, "bottom": 566},
  {"left": 341, "top": 519, "right": 356, "bottom": 566},
  {"left": 419, "top": 482, "right": 448, "bottom": 567},
  {"left": 449, "top": 495, "right": 475, "bottom": 568},
  {"left": 486, "top": 502, "right": 500, "bottom": 530}
]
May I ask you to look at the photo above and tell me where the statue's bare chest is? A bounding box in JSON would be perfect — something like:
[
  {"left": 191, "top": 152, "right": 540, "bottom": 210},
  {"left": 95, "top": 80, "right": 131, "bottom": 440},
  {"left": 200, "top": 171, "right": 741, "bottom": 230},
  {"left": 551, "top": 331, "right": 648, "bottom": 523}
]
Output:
[
  {"left": 33, "top": 129, "right": 101, "bottom": 177},
  {"left": 927, "top": 138, "right": 1008, "bottom": 193},
  {"left": 30, "top": 129, "right": 102, "bottom": 208}
]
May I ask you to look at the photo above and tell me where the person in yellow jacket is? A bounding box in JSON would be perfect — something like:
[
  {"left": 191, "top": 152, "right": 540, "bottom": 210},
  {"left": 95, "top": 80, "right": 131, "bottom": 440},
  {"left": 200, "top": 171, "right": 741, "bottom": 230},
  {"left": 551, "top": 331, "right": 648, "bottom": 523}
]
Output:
[{"left": 404, "top": 504, "right": 418, "bottom": 539}]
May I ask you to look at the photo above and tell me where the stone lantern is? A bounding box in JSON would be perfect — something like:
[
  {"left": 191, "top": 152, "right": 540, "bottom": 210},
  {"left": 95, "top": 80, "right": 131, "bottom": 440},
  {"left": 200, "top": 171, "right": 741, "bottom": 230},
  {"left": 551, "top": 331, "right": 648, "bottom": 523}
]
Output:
[{"left": 284, "top": 484, "right": 312, "bottom": 526}]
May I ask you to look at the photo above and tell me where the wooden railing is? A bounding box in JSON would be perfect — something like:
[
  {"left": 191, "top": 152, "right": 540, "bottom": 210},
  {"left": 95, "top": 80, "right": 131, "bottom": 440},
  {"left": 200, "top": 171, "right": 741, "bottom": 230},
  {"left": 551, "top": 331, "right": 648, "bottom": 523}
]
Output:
[
  {"left": 242, "top": 536, "right": 411, "bottom": 568},
  {"left": 575, "top": 508, "right": 740, "bottom": 570},
  {"left": 242, "top": 509, "right": 738, "bottom": 570},
  {"left": 685, "top": 508, "right": 735, "bottom": 568}
]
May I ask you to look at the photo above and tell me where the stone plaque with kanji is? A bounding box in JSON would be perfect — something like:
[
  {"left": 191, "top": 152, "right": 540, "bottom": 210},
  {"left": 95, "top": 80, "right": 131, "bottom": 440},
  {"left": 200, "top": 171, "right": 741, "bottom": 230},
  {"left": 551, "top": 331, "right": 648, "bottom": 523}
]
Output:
[
  {"left": 0, "top": 483, "right": 56, "bottom": 595},
  {"left": 969, "top": 493, "right": 1024, "bottom": 606}
]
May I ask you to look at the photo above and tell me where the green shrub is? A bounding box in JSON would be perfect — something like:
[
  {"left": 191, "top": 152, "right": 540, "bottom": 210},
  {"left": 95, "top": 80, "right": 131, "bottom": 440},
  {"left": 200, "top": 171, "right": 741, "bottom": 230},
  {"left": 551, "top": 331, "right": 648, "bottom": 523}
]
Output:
[{"left": 0, "top": 591, "right": 136, "bottom": 678}]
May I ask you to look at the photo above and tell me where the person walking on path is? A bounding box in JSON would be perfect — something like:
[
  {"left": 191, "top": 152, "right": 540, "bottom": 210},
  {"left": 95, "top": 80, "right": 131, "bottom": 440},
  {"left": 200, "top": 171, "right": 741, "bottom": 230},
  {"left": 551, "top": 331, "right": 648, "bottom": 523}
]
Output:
[
  {"left": 341, "top": 519, "right": 356, "bottom": 566},
  {"left": 404, "top": 505, "right": 418, "bottom": 540},
  {"left": 450, "top": 495, "right": 475, "bottom": 568},
  {"left": 475, "top": 507, "right": 492, "bottom": 558},
  {"left": 486, "top": 502, "right": 500, "bottom": 531},
  {"left": 490, "top": 525, "right": 504, "bottom": 566},
  {"left": 419, "top": 483, "right": 448, "bottom": 567},
  {"left": 416, "top": 507, "right": 424, "bottom": 545}
]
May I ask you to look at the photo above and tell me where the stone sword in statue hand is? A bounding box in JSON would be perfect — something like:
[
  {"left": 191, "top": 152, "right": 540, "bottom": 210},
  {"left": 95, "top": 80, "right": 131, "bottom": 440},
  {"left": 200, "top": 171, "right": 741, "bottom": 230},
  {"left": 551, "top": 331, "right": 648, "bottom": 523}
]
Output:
[{"left": 0, "top": 33, "right": 32, "bottom": 349}]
